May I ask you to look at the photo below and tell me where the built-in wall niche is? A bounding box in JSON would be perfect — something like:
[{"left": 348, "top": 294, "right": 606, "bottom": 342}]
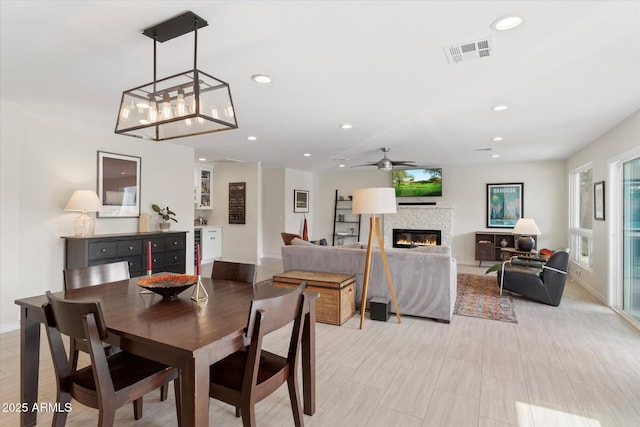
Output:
[{"left": 194, "top": 164, "right": 213, "bottom": 210}]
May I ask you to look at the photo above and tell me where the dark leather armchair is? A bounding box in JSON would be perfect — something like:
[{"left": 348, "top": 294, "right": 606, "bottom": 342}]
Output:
[{"left": 497, "top": 248, "right": 570, "bottom": 306}]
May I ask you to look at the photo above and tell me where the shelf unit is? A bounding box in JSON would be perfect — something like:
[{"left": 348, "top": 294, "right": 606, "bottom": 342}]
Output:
[
  {"left": 332, "top": 189, "right": 361, "bottom": 246},
  {"left": 474, "top": 230, "right": 538, "bottom": 266},
  {"left": 194, "top": 164, "right": 213, "bottom": 209}
]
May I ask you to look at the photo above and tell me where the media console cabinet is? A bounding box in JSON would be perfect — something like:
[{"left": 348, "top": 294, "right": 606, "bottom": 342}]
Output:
[{"left": 63, "top": 231, "right": 187, "bottom": 277}]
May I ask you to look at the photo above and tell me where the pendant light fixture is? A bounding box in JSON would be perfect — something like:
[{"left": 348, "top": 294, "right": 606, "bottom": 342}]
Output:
[{"left": 115, "top": 11, "right": 238, "bottom": 141}]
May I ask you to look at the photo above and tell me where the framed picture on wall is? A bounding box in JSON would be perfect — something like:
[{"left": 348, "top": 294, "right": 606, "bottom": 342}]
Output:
[
  {"left": 594, "top": 181, "right": 605, "bottom": 220},
  {"left": 486, "top": 183, "right": 523, "bottom": 228},
  {"left": 97, "top": 151, "right": 141, "bottom": 217},
  {"left": 294, "top": 189, "right": 309, "bottom": 213}
]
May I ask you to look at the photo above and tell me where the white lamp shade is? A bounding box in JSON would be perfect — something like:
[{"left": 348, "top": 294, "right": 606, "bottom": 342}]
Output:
[
  {"left": 64, "top": 190, "right": 101, "bottom": 212},
  {"left": 352, "top": 187, "right": 397, "bottom": 214},
  {"left": 513, "top": 218, "right": 541, "bottom": 235}
]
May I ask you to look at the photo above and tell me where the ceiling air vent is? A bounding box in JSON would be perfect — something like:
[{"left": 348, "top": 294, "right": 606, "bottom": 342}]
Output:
[
  {"left": 444, "top": 37, "right": 493, "bottom": 64},
  {"left": 474, "top": 147, "right": 493, "bottom": 152}
]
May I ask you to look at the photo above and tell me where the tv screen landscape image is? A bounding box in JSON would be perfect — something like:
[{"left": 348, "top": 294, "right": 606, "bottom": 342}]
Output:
[{"left": 392, "top": 168, "right": 442, "bottom": 197}]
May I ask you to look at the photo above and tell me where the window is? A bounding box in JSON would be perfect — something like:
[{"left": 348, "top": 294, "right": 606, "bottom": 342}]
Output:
[{"left": 570, "top": 164, "right": 593, "bottom": 268}]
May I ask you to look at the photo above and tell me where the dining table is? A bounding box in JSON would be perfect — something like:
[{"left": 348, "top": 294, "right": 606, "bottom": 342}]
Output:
[{"left": 14, "top": 275, "right": 317, "bottom": 427}]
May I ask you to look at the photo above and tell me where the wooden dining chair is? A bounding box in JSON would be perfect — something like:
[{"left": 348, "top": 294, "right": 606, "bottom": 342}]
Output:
[
  {"left": 42, "top": 291, "right": 181, "bottom": 426},
  {"left": 208, "top": 283, "right": 308, "bottom": 426},
  {"left": 63, "top": 261, "right": 170, "bottom": 404},
  {"left": 211, "top": 260, "right": 257, "bottom": 285}
]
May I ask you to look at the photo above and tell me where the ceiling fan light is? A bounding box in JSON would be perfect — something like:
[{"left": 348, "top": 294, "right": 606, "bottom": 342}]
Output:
[{"left": 379, "top": 159, "right": 393, "bottom": 171}]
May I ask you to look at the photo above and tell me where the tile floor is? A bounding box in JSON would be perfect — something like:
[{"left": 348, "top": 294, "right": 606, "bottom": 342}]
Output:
[{"left": 1, "top": 259, "right": 639, "bottom": 426}]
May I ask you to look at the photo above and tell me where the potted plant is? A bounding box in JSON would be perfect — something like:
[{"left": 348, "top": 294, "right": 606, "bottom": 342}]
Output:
[{"left": 152, "top": 204, "right": 177, "bottom": 232}]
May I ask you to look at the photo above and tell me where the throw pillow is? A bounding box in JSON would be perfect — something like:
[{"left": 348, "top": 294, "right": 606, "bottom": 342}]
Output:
[{"left": 291, "top": 238, "right": 317, "bottom": 247}]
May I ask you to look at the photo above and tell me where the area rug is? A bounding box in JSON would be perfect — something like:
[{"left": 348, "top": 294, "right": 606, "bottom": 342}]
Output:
[{"left": 454, "top": 273, "right": 517, "bottom": 323}]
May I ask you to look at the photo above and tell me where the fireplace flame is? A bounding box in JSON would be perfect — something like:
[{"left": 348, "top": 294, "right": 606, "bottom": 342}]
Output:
[{"left": 396, "top": 238, "right": 437, "bottom": 246}]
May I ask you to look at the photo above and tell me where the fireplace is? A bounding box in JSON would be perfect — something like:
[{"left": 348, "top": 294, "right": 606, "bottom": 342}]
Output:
[{"left": 393, "top": 228, "right": 441, "bottom": 248}]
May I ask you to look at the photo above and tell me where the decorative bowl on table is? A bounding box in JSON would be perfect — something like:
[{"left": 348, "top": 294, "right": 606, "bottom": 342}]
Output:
[{"left": 137, "top": 274, "right": 198, "bottom": 300}]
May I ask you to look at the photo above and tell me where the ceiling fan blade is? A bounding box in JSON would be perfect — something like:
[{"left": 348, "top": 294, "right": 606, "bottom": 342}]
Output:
[
  {"left": 351, "top": 163, "right": 378, "bottom": 167},
  {"left": 390, "top": 161, "right": 416, "bottom": 165}
]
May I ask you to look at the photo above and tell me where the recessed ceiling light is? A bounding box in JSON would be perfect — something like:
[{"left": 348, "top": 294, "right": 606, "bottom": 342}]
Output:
[
  {"left": 251, "top": 74, "right": 272, "bottom": 83},
  {"left": 492, "top": 105, "right": 509, "bottom": 111},
  {"left": 492, "top": 136, "right": 504, "bottom": 141},
  {"left": 340, "top": 123, "right": 353, "bottom": 129},
  {"left": 198, "top": 157, "right": 207, "bottom": 161},
  {"left": 491, "top": 154, "right": 501, "bottom": 158},
  {"left": 491, "top": 14, "right": 525, "bottom": 31},
  {"left": 303, "top": 153, "right": 311, "bottom": 157},
  {"left": 339, "top": 164, "right": 346, "bottom": 168},
  {"left": 247, "top": 136, "right": 257, "bottom": 141}
]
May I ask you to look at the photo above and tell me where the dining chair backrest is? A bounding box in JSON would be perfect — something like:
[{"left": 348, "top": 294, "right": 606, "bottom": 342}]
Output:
[
  {"left": 42, "top": 291, "right": 180, "bottom": 425},
  {"left": 246, "top": 282, "right": 306, "bottom": 340},
  {"left": 45, "top": 291, "right": 108, "bottom": 341},
  {"left": 63, "top": 261, "right": 130, "bottom": 290},
  {"left": 211, "top": 260, "right": 256, "bottom": 285}
]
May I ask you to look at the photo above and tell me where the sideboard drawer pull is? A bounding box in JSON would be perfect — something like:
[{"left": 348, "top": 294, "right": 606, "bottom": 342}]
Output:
[{"left": 101, "top": 248, "right": 107, "bottom": 253}]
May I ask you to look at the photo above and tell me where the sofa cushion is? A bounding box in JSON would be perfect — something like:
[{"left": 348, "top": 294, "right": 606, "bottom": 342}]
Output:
[
  {"left": 410, "top": 245, "right": 451, "bottom": 255},
  {"left": 290, "top": 238, "right": 317, "bottom": 246}
]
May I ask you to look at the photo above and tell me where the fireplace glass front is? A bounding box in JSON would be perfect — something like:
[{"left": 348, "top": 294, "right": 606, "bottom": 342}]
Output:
[{"left": 393, "top": 228, "right": 441, "bottom": 248}]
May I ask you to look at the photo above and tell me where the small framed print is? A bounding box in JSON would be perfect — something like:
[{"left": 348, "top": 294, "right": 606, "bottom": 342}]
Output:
[
  {"left": 594, "top": 181, "right": 605, "bottom": 220},
  {"left": 97, "top": 151, "right": 141, "bottom": 217},
  {"left": 294, "top": 189, "right": 309, "bottom": 213},
  {"left": 487, "top": 183, "right": 523, "bottom": 228}
]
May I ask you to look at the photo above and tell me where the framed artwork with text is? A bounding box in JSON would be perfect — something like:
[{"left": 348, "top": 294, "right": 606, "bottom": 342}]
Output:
[{"left": 486, "top": 183, "right": 523, "bottom": 228}]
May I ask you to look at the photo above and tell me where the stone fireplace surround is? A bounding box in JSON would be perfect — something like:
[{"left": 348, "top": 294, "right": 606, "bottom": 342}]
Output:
[{"left": 383, "top": 205, "right": 453, "bottom": 249}]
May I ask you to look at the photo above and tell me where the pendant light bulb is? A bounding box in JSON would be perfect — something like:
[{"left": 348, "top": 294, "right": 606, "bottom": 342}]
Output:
[
  {"left": 120, "top": 101, "right": 132, "bottom": 120},
  {"left": 176, "top": 90, "right": 186, "bottom": 116},
  {"left": 148, "top": 101, "right": 158, "bottom": 122},
  {"left": 161, "top": 93, "right": 172, "bottom": 120}
]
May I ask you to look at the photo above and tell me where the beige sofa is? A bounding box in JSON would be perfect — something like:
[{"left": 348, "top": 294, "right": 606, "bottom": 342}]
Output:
[{"left": 281, "top": 242, "right": 457, "bottom": 322}]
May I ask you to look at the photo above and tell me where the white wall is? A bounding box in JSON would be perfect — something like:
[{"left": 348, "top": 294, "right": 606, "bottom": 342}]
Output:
[
  {"left": 262, "top": 168, "right": 286, "bottom": 258},
  {"left": 211, "top": 162, "right": 262, "bottom": 264},
  {"left": 314, "top": 169, "right": 390, "bottom": 246},
  {"left": 0, "top": 101, "right": 195, "bottom": 332},
  {"left": 566, "top": 110, "right": 640, "bottom": 302},
  {"left": 285, "top": 169, "right": 314, "bottom": 237},
  {"left": 314, "top": 161, "right": 567, "bottom": 265}
]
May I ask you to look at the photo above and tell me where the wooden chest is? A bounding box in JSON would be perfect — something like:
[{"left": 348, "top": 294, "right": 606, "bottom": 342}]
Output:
[{"left": 273, "top": 270, "right": 356, "bottom": 325}]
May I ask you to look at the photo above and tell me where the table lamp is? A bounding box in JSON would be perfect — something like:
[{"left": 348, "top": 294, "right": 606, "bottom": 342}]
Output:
[
  {"left": 352, "top": 187, "right": 401, "bottom": 329},
  {"left": 64, "top": 190, "right": 101, "bottom": 237},
  {"left": 513, "top": 218, "right": 541, "bottom": 252}
]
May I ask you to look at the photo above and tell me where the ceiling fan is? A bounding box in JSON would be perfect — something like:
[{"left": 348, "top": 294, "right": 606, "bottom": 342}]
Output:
[{"left": 352, "top": 148, "right": 416, "bottom": 171}]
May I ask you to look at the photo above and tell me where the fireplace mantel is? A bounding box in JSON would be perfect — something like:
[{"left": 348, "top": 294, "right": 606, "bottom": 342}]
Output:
[{"left": 383, "top": 205, "right": 453, "bottom": 248}]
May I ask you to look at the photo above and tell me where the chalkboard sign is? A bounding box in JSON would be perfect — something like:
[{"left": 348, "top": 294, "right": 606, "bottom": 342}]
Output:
[{"left": 229, "top": 182, "right": 246, "bottom": 224}]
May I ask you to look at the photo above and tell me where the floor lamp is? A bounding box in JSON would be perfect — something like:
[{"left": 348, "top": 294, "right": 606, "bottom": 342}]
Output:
[{"left": 352, "top": 187, "right": 401, "bottom": 329}]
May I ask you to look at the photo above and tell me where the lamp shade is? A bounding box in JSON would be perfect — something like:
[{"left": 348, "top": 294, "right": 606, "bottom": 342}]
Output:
[
  {"left": 352, "top": 187, "right": 397, "bottom": 214},
  {"left": 513, "top": 218, "right": 541, "bottom": 236},
  {"left": 64, "top": 190, "right": 101, "bottom": 212}
]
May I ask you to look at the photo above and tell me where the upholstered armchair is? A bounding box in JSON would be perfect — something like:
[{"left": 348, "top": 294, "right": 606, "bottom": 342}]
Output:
[{"left": 497, "top": 248, "right": 570, "bottom": 306}]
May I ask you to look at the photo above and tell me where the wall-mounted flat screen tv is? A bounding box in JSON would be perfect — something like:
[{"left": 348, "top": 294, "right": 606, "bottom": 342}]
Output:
[{"left": 392, "top": 168, "right": 442, "bottom": 197}]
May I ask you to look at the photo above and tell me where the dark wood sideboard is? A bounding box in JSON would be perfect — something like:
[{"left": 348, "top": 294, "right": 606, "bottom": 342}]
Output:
[{"left": 63, "top": 231, "right": 187, "bottom": 277}]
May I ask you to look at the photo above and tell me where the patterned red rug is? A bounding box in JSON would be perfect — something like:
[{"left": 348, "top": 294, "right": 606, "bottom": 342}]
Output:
[{"left": 454, "top": 273, "right": 517, "bottom": 323}]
